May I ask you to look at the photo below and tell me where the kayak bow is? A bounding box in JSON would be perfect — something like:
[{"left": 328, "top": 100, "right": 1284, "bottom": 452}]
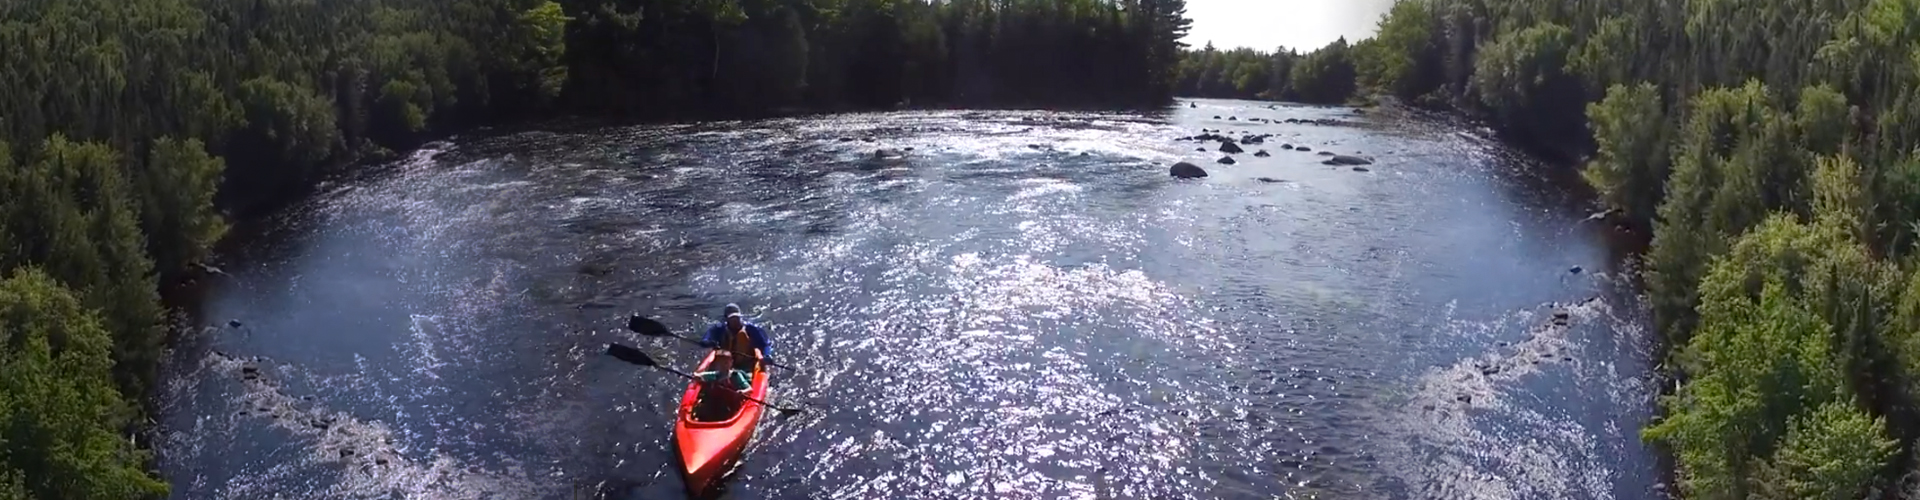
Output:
[{"left": 674, "top": 342, "right": 771, "bottom": 495}]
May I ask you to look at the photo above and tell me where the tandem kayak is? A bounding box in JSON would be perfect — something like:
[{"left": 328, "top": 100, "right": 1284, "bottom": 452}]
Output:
[{"left": 674, "top": 341, "right": 771, "bottom": 495}]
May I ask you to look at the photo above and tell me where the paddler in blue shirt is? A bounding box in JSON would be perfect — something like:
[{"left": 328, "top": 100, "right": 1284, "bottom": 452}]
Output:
[{"left": 694, "top": 304, "right": 773, "bottom": 391}]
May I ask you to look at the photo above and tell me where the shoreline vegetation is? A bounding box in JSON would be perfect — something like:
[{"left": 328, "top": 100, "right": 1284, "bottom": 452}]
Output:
[
  {"left": 1178, "top": 0, "right": 1920, "bottom": 498},
  {"left": 0, "top": 0, "right": 1195, "bottom": 496}
]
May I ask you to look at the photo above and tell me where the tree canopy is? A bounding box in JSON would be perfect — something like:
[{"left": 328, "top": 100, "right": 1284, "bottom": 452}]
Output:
[
  {"left": 1336, "top": 0, "right": 1920, "bottom": 497},
  {"left": 0, "top": 0, "right": 1198, "bottom": 496}
]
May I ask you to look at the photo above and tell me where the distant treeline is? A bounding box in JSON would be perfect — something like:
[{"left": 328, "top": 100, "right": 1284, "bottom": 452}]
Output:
[
  {"left": 1337, "top": 0, "right": 1920, "bottom": 499},
  {"left": 1173, "top": 40, "right": 1358, "bottom": 105},
  {"left": 0, "top": 0, "right": 1193, "bottom": 497},
  {"left": 566, "top": 0, "right": 1194, "bottom": 116}
]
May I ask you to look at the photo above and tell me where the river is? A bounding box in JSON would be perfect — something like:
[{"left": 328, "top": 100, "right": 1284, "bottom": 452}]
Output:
[{"left": 152, "top": 98, "right": 1663, "bottom": 499}]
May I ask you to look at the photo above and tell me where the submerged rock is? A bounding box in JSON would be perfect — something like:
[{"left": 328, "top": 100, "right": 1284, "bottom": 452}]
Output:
[
  {"left": 1254, "top": 150, "right": 1271, "bottom": 157},
  {"left": 1325, "top": 155, "right": 1374, "bottom": 166}
]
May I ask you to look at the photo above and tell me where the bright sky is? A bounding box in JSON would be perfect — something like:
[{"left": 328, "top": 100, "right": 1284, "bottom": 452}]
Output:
[{"left": 1179, "top": 0, "right": 1398, "bottom": 53}]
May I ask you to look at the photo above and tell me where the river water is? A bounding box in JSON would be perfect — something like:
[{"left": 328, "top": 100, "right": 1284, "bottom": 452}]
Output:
[{"left": 153, "top": 98, "right": 1662, "bottom": 499}]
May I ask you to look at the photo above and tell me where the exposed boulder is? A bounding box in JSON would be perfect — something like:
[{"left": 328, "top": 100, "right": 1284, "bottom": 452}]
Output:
[
  {"left": 1170, "top": 162, "right": 1209, "bottom": 178},
  {"left": 1217, "top": 156, "right": 1237, "bottom": 165}
]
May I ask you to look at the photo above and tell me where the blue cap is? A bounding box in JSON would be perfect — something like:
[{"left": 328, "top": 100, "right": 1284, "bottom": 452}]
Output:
[{"left": 723, "top": 303, "right": 742, "bottom": 318}]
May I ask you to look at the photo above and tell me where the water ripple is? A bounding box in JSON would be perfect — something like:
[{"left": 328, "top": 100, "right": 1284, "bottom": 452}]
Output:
[{"left": 156, "top": 99, "right": 1660, "bottom": 500}]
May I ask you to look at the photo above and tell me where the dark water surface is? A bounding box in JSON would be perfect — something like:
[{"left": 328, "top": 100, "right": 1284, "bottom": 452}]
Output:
[{"left": 155, "top": 98, "right": 1662, "bottom": 499}]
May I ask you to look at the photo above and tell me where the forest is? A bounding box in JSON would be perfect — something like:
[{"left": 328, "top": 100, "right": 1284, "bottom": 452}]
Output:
[
  {"left": 1171, "top": 40, "right": 1360, "bottom": 105},
  {"left": 1341, "top": 0, "right": 1920, "bottom": 498},
  {"left": 0, "top": 0, "right": 1193, "bottom": 497}
]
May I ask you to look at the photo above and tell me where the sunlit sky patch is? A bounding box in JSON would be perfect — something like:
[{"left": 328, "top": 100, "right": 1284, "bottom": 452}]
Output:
[{"left": 1179, "top": 0, "right": 1397, "bottom": 52}]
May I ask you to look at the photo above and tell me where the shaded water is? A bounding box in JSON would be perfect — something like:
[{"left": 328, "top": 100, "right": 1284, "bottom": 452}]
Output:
[{"left": 155, "top": 98, "right": 1662, "bottom": 499}]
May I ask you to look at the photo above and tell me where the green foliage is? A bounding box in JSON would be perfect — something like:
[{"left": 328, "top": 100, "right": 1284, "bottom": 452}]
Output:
[
  {"left": 516, "top": 1, "right": 572, "bottom": 100},
  {"left": 0, "top": 137, "right": 165, "bottom": 398},
  {"left": 138, "top": 138, "right": 227, "bottom": 280},
  {"left": 0, "top": 2, "right": 1199, "bottom": 499},
  {"left": 1290, "top": 38, "right": 1359, "bottom": 104},
  {"left": 567, "top": 0, "right": 1188, "bottom": 113},
  {"left": 1646, "top": 216, "right": 1851, "bottom": 499},
  {"left": 1797, "top": 86, "right": 1852, "bottom": 157},
  {"left": 1568, "top": 15, "right": 1643, "bottom": 97},
  {"left": 1647, "top": 82, "right": 1781, "bottom": 343},
  {"left": 1750, "top": 402, "right": 1897, "bottom": 500},
  {"left": 236, "top": 77, "right": 339, "bottom": 167},
  {"left": 1811, "top": 155, "right": 1869, "bottom": 242},
  {"left": 1471, "top": 23, "right": 1583, "bottom": 150},
  {"left": 1173, "top": 37, "right": 1358, "bottom": 104},
  {"left": 0, "top": 470, "right": 24, "bottom": 500},
  {"left": 1582, "top": 83, "right": 1669, "bottom": 224},
  {"left": 1174, "top": 44, "right": 1286, "bottom": 100},
  {"left": 0, "top": 267, "right": 169, "bottom": 499},
  {"left": 1357, "top": 0, "right": 1442, "bottom": 100},
  {"left": 1349, "top": 0, "right": 1920, "bottom": 497}
]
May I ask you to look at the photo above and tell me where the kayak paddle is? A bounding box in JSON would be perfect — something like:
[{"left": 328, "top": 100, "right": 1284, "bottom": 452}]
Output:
[
  {"left": 604, "top": 343, "right": 805, "bottom": 415},
  {"left": 626, "top": 314, "right": 797, "bottom": 372}
]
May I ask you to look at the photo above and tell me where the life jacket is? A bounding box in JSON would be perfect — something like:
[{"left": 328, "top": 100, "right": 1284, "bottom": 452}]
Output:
[{"left": 715, "top": 326, "right": 758, "bottom": 373}]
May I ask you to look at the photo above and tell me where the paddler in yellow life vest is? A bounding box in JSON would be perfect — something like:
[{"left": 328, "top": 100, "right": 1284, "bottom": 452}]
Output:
[{"left": 692, "top": 304, "right": 771, "bottom": 416}]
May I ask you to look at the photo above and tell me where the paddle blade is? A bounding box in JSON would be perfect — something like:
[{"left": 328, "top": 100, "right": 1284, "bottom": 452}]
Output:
[
  {"left": 626, "top": 314, "right": 675, "bottom": 337},
  {"left": 605, "top": 343, "right": 658, "bottom": 367}
]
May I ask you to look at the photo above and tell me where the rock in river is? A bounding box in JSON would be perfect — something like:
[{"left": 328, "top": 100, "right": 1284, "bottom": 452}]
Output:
[
  {"left": 1219, "top": 141, "right": 1245, "bottom": 154},
  {"left": 1217, "top": 156, "right": 1237, "bottom": 165},
  {"left": 1170, "top": 162, "right": 1208, "bottom": 178},
  {"left": 1324, "top": 155, "right": 1374, "bottom": 166}
]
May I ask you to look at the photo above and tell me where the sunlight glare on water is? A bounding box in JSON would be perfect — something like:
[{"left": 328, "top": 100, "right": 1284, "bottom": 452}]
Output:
[{"left": 156, "top": 100, "right": 1661, "bottom": 500}]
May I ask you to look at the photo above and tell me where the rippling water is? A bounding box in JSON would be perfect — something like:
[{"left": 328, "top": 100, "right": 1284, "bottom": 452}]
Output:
[{"left": 154, "top": 98, "right": 1662, "bottom": 499}]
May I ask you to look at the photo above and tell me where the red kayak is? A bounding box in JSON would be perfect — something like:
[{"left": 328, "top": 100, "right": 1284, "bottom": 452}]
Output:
[{"left": 674, "top": 339, "right": 770, "bottom": 496}]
